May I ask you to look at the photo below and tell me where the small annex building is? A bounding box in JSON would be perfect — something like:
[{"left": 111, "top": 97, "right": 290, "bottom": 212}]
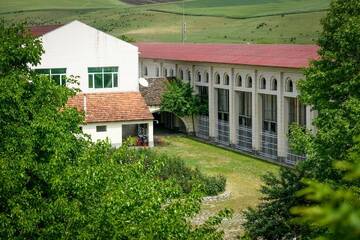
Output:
[{"left": 30, "top": 20, "right": 154, "bottom": 147}]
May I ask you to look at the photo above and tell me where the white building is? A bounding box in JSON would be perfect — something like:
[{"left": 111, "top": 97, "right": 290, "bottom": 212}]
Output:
[
  {"left": 30, "top": 21, "right": 154, "bottom": 147},
  {"left": 137, "top": 43, "right": 319, "bottom": 165}
]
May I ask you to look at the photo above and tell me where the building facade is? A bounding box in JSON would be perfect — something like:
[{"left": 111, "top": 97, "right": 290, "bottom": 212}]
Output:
[
  {"left": 137, "top": 43, "right": 319, "bottom": 165},
  {"left": 31, "top": 21, "right": 154, "bottom": 147}
]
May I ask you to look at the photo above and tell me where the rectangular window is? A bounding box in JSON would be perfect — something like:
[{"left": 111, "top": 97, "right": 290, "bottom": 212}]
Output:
[
  {"left": 88, "top": 66, "right": 119, "bottom": 89},
  {"left": 96, "top": 125, "right": 107, "bottom": 132},
  {"left": 262, "top": 94, "right": 277, "bottom": 133},
  {"left": 288, "top": 98, "right": 307, "bottom": 127},
  {"left": 35, "top": 68, "right": 67, "bottom": 85},
  {"left": 239, "top": 92, "right": 252, "bottom": 128},
  {"left": 218, "top": 89, "right": 229, "bottom": 121}
]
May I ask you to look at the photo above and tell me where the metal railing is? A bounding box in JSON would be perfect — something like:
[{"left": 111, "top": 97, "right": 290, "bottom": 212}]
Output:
[
  {"left": 196, "top": 115, "right": 209, "bottom": 139},
  {"left": 260, "top": 131, "right": 278, "bottom": 160},
  {"left": 216, "top": 119, "right": 230, "bottom": 145},
  {"left": 286, "top": 151, "right": 306, "bottom": 165},
  {"left": 235, "top": 126, "right": 252, "bottom": 152}
]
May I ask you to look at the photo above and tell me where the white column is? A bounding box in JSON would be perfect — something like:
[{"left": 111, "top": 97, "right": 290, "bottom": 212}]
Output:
[
  {"left": 252, "top": 70, "right": 261, "bottom": 152},
  {"left": 148, "top": 121, "right": 154, "bottom": 147},
  {"left": 283, "top": 97, "right": 290, "bottom": 154},
  {"left": 277, "top": 72, "right": 286, "bottom": 158},
  {"left": 208, "top": 66, "right": 216, "bottom": 139},
  {"left": 229, "top": 68, "right": 237, "bottom": 145},
  {"left": 191, "top": 65, "right": 195, "bottom": 88}
]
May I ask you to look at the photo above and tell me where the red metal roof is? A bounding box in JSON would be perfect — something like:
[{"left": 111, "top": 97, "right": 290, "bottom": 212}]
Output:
[
  {"left": 29, "top": 25, "right": 62, "bottom": 37},
  {"left": 67, "top": 92, "right": 154, "bottom": 123},
  {"left": 136, "top": 43, "right": 319, "bottom": 69}
]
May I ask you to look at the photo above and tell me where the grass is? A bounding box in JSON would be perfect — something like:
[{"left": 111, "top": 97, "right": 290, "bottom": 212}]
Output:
[
  {"left": 1, "top": 8, "right": 325, "bottom": 44},
  {"left": 147, "top": 0, "right": 331, "bottom": 19},
  {"left": 0, "top": 0, "right": 127, "bottom": 13},
  {"left": 0, "top": 0, "right": 328, "bottom": 44},
  {"left": 155, "top": 135, "right": 279, "bottom": 212}
]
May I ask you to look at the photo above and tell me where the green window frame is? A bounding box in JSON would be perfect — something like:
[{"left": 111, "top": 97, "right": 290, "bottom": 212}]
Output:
[
  {"left": 88, "top": 67, "right": 118, "bottom": 89},
  {"left": 35, "top": 68, "right": 67, "bottom": 86}
]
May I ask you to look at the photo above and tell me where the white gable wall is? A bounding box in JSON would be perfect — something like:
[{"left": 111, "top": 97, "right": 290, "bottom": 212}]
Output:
[{"left": 36, "top": 21, "right": 139, "bottom": 93}]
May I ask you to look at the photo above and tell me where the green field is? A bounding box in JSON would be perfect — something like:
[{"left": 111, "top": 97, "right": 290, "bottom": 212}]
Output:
[
  {"left": 148, "top": 0, "right": 330, "bottom": 18},
  {"left": 0, "top": 0, "right": 330, "bottom": 44},
  {"left": 0, "top": 0, "right": 127, "bottom": 13}
]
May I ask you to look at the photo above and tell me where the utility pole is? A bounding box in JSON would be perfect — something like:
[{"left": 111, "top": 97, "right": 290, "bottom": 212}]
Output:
[{"left": 181, "top": 0, "right": 186, "bottom": 43}]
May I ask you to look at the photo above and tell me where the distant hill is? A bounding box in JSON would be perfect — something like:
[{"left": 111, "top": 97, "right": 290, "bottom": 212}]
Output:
[
  {"left": 0, "top": 0, "right": 330, "bottom": 44},
  {"left": 0, "top": 0, "right": 127, "bottom": 13}
]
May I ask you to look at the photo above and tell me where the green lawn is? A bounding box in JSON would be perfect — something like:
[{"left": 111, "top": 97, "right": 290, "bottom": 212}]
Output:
[{"left": 155, "top": 135, "right": 279, "bottom": 212}]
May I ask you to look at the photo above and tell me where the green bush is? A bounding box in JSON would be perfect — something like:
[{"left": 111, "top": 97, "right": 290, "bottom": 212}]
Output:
[{"left": 158, "top": 157, "right": 226, "bottom": 196}]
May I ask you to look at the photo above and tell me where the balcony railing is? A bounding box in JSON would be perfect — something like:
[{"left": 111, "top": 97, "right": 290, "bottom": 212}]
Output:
[
  {"left": 260, "top": 131, "right": 278, "bottom": 160},
  {"left": 216, "top": 119, "right": 230, "bottom": 145},
  {"left": 235, "top": 126, "right": 252, "bottom": 152},
  {"left": 196, "top": 115, "right": 209, "bottom": 139}
]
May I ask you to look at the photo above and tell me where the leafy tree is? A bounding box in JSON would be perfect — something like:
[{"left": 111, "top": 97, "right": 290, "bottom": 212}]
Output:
[
  {"left": 241, "top": 1, "right": 360, "bottom": 239},
  {"left": 161, "top": 79, "right": 206, "bottom": 134},
  {"left": 292, "top": 138, "right": 360, "bottom": 240},
  {"left": 0, "top": 22, "right": 231, "bottom": 239}
]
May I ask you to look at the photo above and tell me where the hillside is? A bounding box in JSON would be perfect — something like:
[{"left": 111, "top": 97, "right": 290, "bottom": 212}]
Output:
[
  {"left": 0, "top": 0, "right": 330, "bottom": 44},
  {"left": 0, "top": 0, "right": 127, "bottom": 13},
  {"left": 147, "top": 0, "right": 331, "bottom": 18}
]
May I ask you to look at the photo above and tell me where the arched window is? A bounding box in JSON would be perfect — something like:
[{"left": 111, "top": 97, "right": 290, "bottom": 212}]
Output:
[
  {"left": 196, "top": 71, "right": 202, "bottom": 82},
  {"left": 247, "top": 76, "right": 252, "bottom": 88},
  {"left": 179, "top": 69, "right": 184, "bottom": 80},
  {"left": 260, "top": 77, "right": 266, "bottom": 89},
  {"left": 187, "top": 70, "right": 192, "bottom": 82},
  {"left": 224, "top": 74, "right": 230, "bottom": 85},
  {"left": 164, "top": 68, "right": 168, "bottom": 77},
  {"left": 205, "top": 72, "right": 209, "bottom": 83},
  {"left": 271, "top": 78, "right": 278, "bottom": 91},
  {"left": 144, "top": 66, "right": 148, "bottom": 76},
  {"left": 236, "top": 75, "right": 242, "bottom": 87},
  {"left": 156, "top": 67, "right": 160, "bottom": 77},
  {"left": 170, "top": 69, "right": 174, "bottom": 77},
  {"left": 215, "top": 73, "right": 221, "bottom": 84},
  {"left": 286, "top": 79, "right": 294, "bottom": 92}
]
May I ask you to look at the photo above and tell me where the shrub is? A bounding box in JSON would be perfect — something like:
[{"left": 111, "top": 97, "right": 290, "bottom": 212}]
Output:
[{"left": 158, "top": 157, "right": 226, "bottom": 196}]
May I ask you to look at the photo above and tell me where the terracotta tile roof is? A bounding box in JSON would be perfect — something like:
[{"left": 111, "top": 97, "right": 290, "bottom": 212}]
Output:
[
  {"left": 29, "top": 25, "right": 62, "bottom": 37},
  {"left": 139, "top": 78, "right": 169, "bottom": 106},
  {"left": 67, "top": 92, "right": 154, "bottom": 123},
  {"left": 136, "top": 42, "right": 319, "bottom": 69}
]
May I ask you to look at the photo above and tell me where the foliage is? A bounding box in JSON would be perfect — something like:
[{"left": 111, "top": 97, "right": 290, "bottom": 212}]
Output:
[
  {"left": 292, "top": 138, "right": 360, "bottom": 240},
  {"left": 242, "top": 1, "right": 360, "bottom": 239},
  {"left": 161, "top": 79, "right": 203, "bottom": 117},
  {"left": 241, "top": 168, "right": 317, "bottom": 240},
  {"left": 159, "top": 157, "right": 226, "bottom": 196},
  {"left": 0, "top": 20, "right": 43, "bottom": 74},
  {"left": 161, "top": 79, "right": 207, "bottom": 133},
  {"left": 0, "top": 22, "right": 231, "bottom": 239},
  {"left": 119, "top": 34, "right": 136, "bottom": 43}
]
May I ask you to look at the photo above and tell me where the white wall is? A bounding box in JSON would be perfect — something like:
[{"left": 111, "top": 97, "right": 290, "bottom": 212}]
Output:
[
  {"left": 36, "top": 20, "right": 139, "bottom": 93},
  {"left": 82, "top": 120, "right": 154, "bottom": 148},
  {"left": 82, "top": 122, "right": 123, "bottom": 147}
]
